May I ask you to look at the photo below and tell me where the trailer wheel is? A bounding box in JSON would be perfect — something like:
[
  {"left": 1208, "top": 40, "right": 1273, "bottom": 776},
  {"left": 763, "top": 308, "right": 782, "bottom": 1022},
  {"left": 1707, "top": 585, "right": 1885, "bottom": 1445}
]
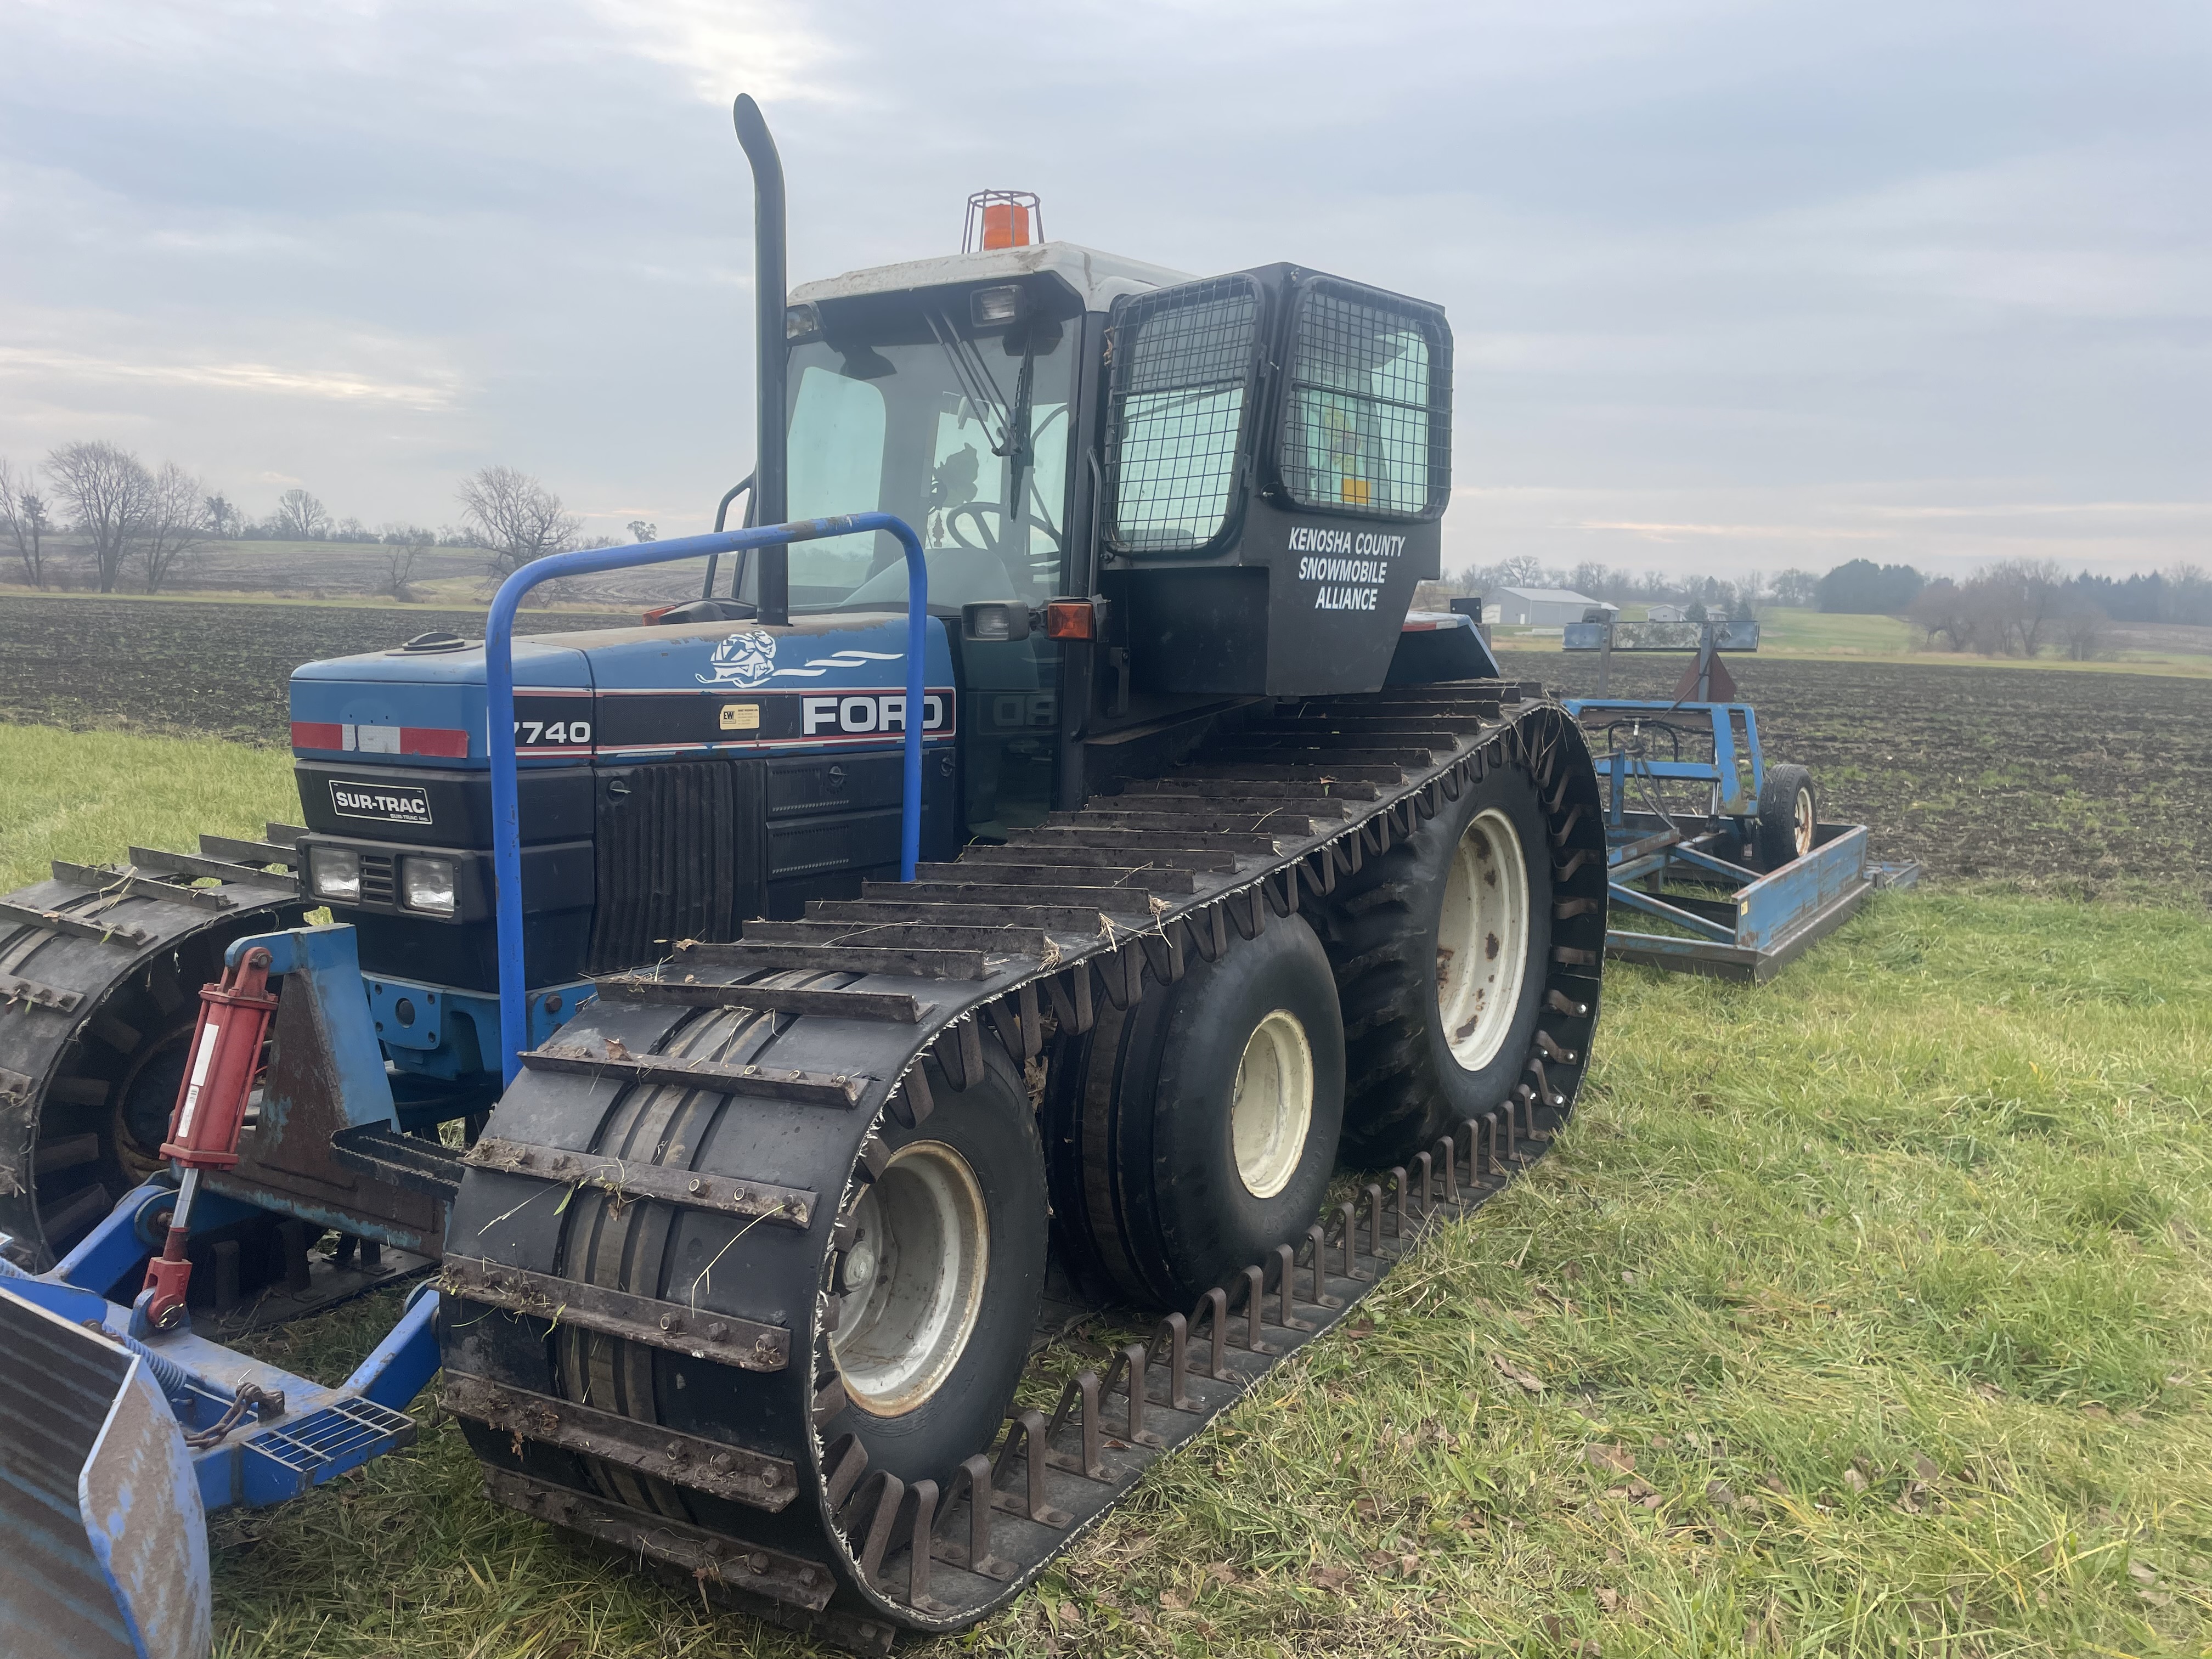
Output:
[
  {"left": 1756, "top": 764, "right": 1818, "bottom": 869},
  {"left": 1047, "top": 914, "right": 1345, "bottom": 1308},
  {"left": 1318, "top": 754, "right": 1552, "bottom": 1169},
  {"left": 827, "top": 1046, "right": 1047, "bottom": 1485}
]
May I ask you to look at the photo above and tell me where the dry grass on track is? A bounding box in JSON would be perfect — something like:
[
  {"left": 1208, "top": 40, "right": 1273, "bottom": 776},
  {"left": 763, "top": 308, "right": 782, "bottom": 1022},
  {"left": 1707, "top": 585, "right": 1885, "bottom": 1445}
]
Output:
[{"left": 202, "top": 890, "right": 2212, "bottom": 1659}]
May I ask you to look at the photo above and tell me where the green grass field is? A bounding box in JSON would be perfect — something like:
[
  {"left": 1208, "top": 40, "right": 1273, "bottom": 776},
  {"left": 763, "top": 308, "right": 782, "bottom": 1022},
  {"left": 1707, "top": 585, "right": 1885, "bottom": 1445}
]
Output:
[
  {"left": 7, "top": 725, "right": 2210, "bottom": 1657},
  {"left": 0, "top": 723, "right": 297, "bottom": 890}
]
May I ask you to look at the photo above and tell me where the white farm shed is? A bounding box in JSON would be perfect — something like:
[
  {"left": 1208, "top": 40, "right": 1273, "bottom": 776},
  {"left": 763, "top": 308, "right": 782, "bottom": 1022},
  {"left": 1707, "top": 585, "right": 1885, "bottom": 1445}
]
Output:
[{"left": 1496, "top": 587, "right": 1616, "bottom": 626}]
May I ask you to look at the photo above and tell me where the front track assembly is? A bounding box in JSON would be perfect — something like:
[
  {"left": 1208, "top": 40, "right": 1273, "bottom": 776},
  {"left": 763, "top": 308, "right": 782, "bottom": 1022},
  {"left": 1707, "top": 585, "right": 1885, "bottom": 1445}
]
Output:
[
  {"left": 0, "top": 836, "right": 307, "bottom": 1266},
  {"left": 437, "top": 681, "right": 1609, "bottom": 1652}
]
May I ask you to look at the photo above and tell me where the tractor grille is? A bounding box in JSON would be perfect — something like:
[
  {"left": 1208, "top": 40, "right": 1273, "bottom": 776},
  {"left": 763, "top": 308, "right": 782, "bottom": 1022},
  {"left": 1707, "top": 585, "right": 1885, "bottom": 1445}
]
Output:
[
  {"left": 357, "top": 852, "right": 397, "bottom": 907},
  {"left": 587, "top": 761, "right": 736, "bottom": 973}
]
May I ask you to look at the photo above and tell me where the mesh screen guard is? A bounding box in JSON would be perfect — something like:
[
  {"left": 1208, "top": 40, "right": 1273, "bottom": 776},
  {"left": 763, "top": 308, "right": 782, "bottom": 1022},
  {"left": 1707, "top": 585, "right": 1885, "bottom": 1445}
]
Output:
[
  {"left": 1277, "top": 279, "right": 1451, "bottom": 520},
  {"left": 1102, "top": 268, "right": 1451, "bottom": 560},
  {"left": 1102, "top": 275, "right": 1263, "bottom": 555}
]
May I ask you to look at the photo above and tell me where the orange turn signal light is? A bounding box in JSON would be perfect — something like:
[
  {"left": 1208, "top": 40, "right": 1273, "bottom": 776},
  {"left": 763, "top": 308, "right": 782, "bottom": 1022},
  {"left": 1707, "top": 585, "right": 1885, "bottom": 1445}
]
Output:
[{"left": 1044, "top": 599, "right": 1098, "bottom": 641}]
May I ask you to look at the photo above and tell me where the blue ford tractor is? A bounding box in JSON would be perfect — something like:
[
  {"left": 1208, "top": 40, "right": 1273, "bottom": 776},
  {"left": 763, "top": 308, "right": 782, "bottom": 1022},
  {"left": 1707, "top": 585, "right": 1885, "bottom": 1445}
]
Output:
[{"left": 0, "top": 99, "right": 1612, "bottom": 1656}]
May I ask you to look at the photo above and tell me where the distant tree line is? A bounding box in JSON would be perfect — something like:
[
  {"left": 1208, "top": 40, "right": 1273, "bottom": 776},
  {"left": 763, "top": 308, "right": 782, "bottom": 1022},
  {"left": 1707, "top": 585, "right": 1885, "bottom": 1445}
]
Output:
[
  {"left": 1905, "top": 562, "right": 2212, "bottom": 659},
  {"left": 1446, "top": 554, "right": 1779, "bottom": 619},
  {"left": 1813, "top": 559, "right": 1925, "bottom": 614},
  {"left": 1, "top": 441, "right": 659, "bottom": 597},
  {"left": 1441, "top": 549, "right": 2210, "bottom": 662}
]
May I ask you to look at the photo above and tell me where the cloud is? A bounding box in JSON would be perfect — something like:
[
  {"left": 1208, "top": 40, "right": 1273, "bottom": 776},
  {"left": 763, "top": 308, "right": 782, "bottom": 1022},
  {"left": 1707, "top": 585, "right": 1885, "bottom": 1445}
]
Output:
[
  {"left": 0, "top": 0, "right": 2204, "bottom": 567},
  {"left": 577, "top": 0, "right": 836, "bottom": 105},
  {"left": 0, "top": 345, "right": 460, "bottom": 409}
]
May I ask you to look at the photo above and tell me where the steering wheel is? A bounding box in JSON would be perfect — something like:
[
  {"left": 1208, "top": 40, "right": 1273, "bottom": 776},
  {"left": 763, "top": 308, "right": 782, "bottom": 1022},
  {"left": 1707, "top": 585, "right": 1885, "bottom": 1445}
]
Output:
[
  {"left": 945, "top": 502, "right": 1000, "bottom": 552},
  {"left": 944, "top": 500, "right": 1070, "bottom": 556}
]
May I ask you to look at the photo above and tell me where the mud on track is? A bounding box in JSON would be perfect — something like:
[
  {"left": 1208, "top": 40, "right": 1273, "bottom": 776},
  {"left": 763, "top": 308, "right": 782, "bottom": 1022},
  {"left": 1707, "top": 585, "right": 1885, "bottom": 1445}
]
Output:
[
  {"left": 0, "top": 596, "right": 629, "bottom": 745},
  {"left": 1501, "top": 650, "right": 2212, "bottom": 896}
]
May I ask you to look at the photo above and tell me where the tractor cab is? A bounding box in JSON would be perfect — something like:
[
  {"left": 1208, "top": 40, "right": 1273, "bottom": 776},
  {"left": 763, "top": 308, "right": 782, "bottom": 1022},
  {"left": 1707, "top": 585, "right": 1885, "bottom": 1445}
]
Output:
[
  {"left": 679, "top": 232, "right": 1470, "bottom": 837},
  {"left": 759, "top": 241, "right": 1182, "bottom": 835}
]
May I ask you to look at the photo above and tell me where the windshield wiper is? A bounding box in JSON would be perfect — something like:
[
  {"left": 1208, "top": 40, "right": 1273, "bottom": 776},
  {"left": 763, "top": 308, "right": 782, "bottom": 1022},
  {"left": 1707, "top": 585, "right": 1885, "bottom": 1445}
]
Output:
[{"left": 926, "top": 310, "right": 1034, "bottom": 468}]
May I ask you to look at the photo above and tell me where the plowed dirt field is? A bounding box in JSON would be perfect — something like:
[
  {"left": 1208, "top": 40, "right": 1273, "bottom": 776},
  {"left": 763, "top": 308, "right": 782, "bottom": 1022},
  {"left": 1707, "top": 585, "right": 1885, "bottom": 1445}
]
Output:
[
  {"left": 0, "top": 596, "right": 627, "bottom": 744},
  {"left": 1500, "top": 648, "right": 2212, "bottom": 896},
  {"left": 1, "top": 598, "right": 2204, "bottom": 894}
]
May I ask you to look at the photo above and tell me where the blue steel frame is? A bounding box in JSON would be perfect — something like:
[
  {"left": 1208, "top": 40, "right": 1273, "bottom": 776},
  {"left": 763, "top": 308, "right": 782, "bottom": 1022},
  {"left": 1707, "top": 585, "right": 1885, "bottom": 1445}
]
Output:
[
  {"left": 3, "top": 1240, "right": 440, "bottom": 1514},
  {"left": 485, "top": 514, "right": 930, "bottom": 1085},
  {"left": 1558, "top": 649, "right": 1888, "bottom": 976},
  {"left": 1563, "top": 697, "right": 1764, "bottom": 822}
]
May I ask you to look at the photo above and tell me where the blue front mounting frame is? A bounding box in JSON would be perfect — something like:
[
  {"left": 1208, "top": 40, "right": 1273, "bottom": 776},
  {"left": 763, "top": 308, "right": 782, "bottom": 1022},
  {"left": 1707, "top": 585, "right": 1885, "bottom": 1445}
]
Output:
[{"left": 484, "top": 513, "right": 930, "bottom": 1085}]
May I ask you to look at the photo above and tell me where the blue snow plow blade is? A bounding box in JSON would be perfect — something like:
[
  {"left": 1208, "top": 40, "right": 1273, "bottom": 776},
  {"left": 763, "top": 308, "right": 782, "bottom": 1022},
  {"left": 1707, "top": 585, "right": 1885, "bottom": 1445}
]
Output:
[{"left": 0, "top": 1286, "right": 208, "bottom": 1659}]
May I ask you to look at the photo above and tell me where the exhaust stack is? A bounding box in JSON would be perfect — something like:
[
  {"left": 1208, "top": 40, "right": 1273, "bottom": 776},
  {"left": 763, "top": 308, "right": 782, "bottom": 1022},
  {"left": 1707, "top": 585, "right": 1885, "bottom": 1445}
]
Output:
[{"left": 732, "top": 94, "right": 788, "bottom": 625}]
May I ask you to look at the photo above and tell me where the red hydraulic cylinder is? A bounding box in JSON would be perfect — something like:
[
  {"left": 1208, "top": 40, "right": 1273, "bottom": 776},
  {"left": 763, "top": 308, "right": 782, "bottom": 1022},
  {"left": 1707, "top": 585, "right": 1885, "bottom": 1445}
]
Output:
[{"left": 139, "top": 947, "right": 278, "bottom": 1329}]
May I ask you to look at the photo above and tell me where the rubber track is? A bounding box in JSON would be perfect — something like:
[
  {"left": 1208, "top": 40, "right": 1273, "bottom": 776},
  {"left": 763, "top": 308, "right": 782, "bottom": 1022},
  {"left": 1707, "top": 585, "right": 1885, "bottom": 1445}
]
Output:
[
  {"left": 0, "top": 845, "right": 304, "bottom": 1267},
  {"left": 437, "top": 681, "right": 1610, "bottom": 1652}
]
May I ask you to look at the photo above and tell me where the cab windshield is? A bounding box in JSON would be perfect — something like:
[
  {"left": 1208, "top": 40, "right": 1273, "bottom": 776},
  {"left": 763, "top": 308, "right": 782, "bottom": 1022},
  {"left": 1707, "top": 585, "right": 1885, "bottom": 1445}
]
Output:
[{"left": 754, "top": 301, "right": 1079, "bottom": 612}]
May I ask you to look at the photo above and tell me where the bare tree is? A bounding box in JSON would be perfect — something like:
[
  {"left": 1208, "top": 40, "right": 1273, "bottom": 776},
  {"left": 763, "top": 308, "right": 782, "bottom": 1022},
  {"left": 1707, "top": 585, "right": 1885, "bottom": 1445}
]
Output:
[
  {"left": 1908, "top": 579, "right": 1976, "bottom": 651},
  {"left": 268, "top": 487, "right": 330, "bottom": 540},
  {"left": 1977, "top": 560, "right": 2069, "bottom": 656},
  {"left": 458, "top": 465, "right": 582, "bottom": 578},
  {"left": 2159, "top": 563, "right": 2212, "bottom": 625},
  {"left": 376, "top": 523, "right": 436, "bottom": 601},
  {"left": 133, "top": 462, "right": 214, "bottom": 592},
  {"left": 627, "top": 519, "right": 658, "bottom": 543},
  {"left": 2058, "top": 595, "right": 2111, "bottom": 661},
  {"left": 204, "top": 493, "right": 241, "bottom": 539},
  {"left": 0, "top": 459, "right": 53, "bottom": 588},
  {"left": 46, "top": 440, "right": 154, "bottom": 592},
  {"left": 1768, "top": 568, "right": 1820, "bottom": 608}
]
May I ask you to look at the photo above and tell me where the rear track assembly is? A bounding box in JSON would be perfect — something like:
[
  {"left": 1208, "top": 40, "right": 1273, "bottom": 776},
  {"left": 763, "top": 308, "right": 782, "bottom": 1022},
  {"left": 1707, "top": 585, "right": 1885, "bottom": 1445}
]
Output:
[{"left": 438, "top": 681, "right": 1608, "bottom": 1651}]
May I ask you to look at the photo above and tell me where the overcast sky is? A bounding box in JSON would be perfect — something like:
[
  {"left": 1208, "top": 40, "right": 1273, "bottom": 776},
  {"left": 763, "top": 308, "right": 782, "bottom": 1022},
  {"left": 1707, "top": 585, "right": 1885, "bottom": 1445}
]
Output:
[{"left": 3, "top": 0, "right": 2205, "bottom": 580}]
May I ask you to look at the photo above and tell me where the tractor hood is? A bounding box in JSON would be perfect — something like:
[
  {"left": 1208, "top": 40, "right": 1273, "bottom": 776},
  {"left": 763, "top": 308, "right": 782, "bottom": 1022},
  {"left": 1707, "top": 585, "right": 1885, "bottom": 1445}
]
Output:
[{"left": 290, "top": 612, "right": 957, "bottom": 769}]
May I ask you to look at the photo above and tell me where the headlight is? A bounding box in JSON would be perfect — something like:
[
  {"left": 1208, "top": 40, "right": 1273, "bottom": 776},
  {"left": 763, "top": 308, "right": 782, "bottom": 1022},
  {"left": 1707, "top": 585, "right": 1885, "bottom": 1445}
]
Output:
[
  {"left": 399, "top": 855, "right": 457, "bottom": 917},
  {"left": 969, "top": 284, "right": 1029, "bottom": 327},
  {"left": 308, "top": 846, "right": 362, "bottom": 903}
]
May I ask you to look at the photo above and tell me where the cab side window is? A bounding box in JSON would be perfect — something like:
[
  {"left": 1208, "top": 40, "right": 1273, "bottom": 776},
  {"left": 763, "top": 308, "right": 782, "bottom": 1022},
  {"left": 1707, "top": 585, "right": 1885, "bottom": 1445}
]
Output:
[{"left": 1103, "top": 276, "right": 1262, "bottom": 554}]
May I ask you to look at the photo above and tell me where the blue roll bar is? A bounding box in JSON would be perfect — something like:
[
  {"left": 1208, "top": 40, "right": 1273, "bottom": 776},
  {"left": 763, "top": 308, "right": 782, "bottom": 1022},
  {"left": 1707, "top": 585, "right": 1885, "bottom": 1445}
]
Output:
[{"left": 485, "top": 513, "right": 930, "bottom": 1085}]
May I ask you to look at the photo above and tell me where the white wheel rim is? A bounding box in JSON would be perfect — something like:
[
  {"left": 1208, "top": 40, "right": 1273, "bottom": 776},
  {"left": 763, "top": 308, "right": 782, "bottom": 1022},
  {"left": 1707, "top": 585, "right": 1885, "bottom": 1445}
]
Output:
[
  {"left": 1793, "top": 787, "right": 1815, "bottom": 856},
  {"left": 1436, "top": 806, "right": 1531, "bottom": 1071},
  {"left": 1230, "top": 1009, "right": 1314, "bottom": 1200},
  {"left": 830, "top": 1141, "right": 989, "bottom": 1417}
]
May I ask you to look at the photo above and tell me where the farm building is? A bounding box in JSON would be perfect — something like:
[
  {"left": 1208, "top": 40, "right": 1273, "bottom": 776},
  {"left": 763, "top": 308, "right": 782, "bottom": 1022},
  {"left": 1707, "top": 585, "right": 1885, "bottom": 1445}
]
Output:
[
  {"left": 1646, "top": 603, "right": 1685, "bottom": 622},
  {"left": 1496, "top": 586, "right": 1617, "bottom": 625}
]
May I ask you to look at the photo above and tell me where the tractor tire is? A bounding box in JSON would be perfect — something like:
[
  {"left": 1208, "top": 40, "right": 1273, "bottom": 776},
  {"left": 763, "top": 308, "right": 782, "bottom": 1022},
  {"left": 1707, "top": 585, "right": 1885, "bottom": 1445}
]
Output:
[
  {"left": 449, "top": 995, "right": 1050, "bottom": 1508},
  {"left": 816, "top": 1046, "right": 1047, "bottom": 1486},
  {"left": 1045, "top": 913, "right": 1345, "bottom": 1310},
  {"left": 1756, "top": 763, "right": 1818, "bottom": 870},
  {"left": 1315, "top": 749, "right": 1553, "bottom": 1170},
  {"left": 0, "top": 870, "right": 304, "bottom": 1265}
]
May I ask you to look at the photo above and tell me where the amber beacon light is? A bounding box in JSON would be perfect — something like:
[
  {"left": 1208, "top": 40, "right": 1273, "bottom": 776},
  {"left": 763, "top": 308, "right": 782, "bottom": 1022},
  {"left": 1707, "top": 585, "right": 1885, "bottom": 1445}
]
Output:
[{"left": 964, "top": 189, "right": 1042, "bottom": 250}]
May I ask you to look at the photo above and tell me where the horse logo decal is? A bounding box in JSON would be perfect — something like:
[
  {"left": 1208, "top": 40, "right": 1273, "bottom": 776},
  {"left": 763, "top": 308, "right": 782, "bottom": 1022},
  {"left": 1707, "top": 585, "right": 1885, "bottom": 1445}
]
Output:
[{"left": 697, "top": 630, "right": 777, "bottom": 687}]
